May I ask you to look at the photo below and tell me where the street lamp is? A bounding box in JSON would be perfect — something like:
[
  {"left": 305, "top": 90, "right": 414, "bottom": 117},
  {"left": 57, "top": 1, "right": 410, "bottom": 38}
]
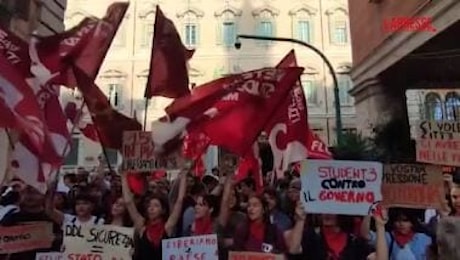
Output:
[{"left": 235, "top": 34, "right": 343, "bottom": 144}]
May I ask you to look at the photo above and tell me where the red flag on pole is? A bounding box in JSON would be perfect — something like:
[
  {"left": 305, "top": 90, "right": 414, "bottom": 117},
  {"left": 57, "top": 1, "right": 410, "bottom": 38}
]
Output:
[
  {"left": 144, "top": 6, "right": 194, "bottom": 99},
  {"left": 73, "top": 66, "right": 142, "bottom": 150}
]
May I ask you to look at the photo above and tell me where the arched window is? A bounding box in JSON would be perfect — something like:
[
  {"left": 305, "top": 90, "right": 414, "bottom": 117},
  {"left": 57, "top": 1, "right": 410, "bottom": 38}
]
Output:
[
  {"left": 99, "top": 69, "right": 127, "bottom": 110},
  {"left": 215, "top": 6, "right": 242, "bottom": 47},
  {"left": 289, "top": 4, "right": 317, "bottom": 44},
  {"left": 445, "top": 92, "right": 460, "bottom": 120},
  {"left": 138, "top": 9, "right": 155, "bottom": 48},
  {"left": 177, "top": 7, "right": 204, "bottom": 48},
  {"left": 424, "top": 92, "right": 443, "bottom": 120},
  {"left": 253, "top": 5, "right": 279, "bottom": 46},
  {"left": 326, "top": 6, "right": 349, "bottom": 45}
]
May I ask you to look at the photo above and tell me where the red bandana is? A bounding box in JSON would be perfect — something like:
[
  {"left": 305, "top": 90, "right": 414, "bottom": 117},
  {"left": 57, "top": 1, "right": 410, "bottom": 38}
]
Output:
[
  {"left": 146, "top": 221, "right": 165, "bottom": 247},
  {"left": 394, "top": 231, "right": 414, "bottom": 247},
  {"left": 194, "top": 216, "right": 213, "bottom": 235},
  {"left": 323, "top": 227, "right": 347, "bottom": 259},
  {"left": 249, "top": 220, "right": 265, "bottom": 242}
]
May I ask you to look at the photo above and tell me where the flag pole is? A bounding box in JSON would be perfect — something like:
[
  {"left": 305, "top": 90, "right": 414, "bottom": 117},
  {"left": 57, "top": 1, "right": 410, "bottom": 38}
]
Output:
[{"left": 143, "top": 98, "right": 149, "bottom": 131}]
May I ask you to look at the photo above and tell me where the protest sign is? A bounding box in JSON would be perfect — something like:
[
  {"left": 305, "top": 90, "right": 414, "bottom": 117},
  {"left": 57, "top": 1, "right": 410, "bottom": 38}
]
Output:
[
  {"left": 162, "top": 234, "right": 218, "bottom": 260},
  {"left": 0, "top": 222, "right": 53, "bottom": 254},
  {"left": 415, "top": 120, "right": 460, "bottom": 167},
  {"left": 229, "top": 251, "right": 285, "bottom": 260},
  {"left": 63, "top": 224, "right": 134, "bottom": 260},
  {"left": 122, "top": 131, "right": 155, "bottom": 171},
  {"left": 382, "top": 164, "right": 443, "bottom": 209},
  {"left": 35, "top": 252, "right": 63, "bottom": 260},
  {"left": 300, "top": 159, "right": 383, "bottom": 216}
]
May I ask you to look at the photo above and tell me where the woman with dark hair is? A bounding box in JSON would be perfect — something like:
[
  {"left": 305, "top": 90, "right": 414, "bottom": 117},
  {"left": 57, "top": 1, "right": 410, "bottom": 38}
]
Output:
[
  {"left": 104, "top": 197, "right": 133, "bottom": 227},
  {"left": 232, "top": 194, "right": 288, "bottom": 254},
  {"left": 361, "top": 207, "right": 432, "bottom": 260},
  {"left": 122, "top": 167, "right": 188, "bottom": 260},
  {"left": 289, "top": 212, "right": 375, "bottom": 260},
  {"left": 263, "top": 187, "right": 292, "bottom": 232}
]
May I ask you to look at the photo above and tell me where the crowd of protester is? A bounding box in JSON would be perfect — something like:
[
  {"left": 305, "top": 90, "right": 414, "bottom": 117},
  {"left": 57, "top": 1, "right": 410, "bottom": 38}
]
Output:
[{"left": 1, "top": 160, "right": 460, "bottom": 260}]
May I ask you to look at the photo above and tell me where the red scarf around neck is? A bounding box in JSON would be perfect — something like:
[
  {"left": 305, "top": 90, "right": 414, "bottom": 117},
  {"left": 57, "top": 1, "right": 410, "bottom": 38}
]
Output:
[
  {"left": 393, "top": 231, "right": 415, "bottom": 247},
  {"left": 194, "top": 216, "right": 213, "bottom": 235},
  {"left": 322, "top": 226, "right": 347, "bottom": 259},
  {"left": 249, "top": 220, "right": 265, "bottom": 242},
  {"left": 146, "top": 220, "right": 165, "bottom": 247}
]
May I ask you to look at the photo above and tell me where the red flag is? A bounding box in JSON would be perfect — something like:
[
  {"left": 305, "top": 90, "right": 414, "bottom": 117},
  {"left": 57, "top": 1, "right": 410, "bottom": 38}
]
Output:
[
  {"left": 145, "top": 6, "right": 194, "bottom": 99},
  {"left": 150, "top": 68, "right": 302, "bottom": 156},
  {"left": 73, "top": 66, "right": 142, "bottom": 150},
  {"left": 235, "top": 143, "right": 263, "bottom": 192},
  {"left": 0, "top": 55, "right": 46, "bottom": 152},
  {"left": 182, "top": 131, "right": 210, "bottom": 177},
  {"left": 195, "top": 67, "right": 304, "bottom": 156},
  {"left": 64, "top": 99, "right": 100, "bottom": 142},
  {"left": 307, "top": 131, "right": 332, "bottom": 159}
]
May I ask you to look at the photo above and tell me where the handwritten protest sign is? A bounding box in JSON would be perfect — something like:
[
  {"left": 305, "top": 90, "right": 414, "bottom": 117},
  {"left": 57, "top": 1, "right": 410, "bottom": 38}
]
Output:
[
  {"left": 162, "top": 234, "right": 218, "bottom": 259},
  {"left": 35, "top": 252, "right": 63, "bottom": 260},
  {"left": 229, "top": 251, "right": 285, "bottom": 260},
  {"left": 0, "top": 222, "right": 53, "bottom": 254},
  {"left": 300, "top": 159, "right": 383, "bottom": 216},
  {"left": 382, "top": 164, "right": 443, "bottom": 209},
  {"left": 416, "top": 120, "right": 460, "bottom": 167},
  {"left": 122, "top": 131, "right": 155, "bottom": 171},
  {"left": 63, "top": 224, "right": 134, "bottom": 260}
]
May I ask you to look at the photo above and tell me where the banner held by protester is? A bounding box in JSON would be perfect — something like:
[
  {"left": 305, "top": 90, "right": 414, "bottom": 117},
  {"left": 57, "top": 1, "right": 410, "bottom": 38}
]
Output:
[
  {"left": 35, "top": 252, "right": 63, "bottom": 260},
  {"left": 122, "top": 131, "right": 156, "bottom": 171},
  {"left": 0, "top": 222, "right": 53, "bottom": 254},
  {"left": 300, "top": 159, "right": 383, "bottom": 216},
  {"left": 63, "top": 224, "right": 134, "bottom": 260},
  {"left": 382, "top": 163, "right": 443, "bottom": 209},
  {"left": 162, "top": 234, "right": 218, "bottom": 259},
  {"left": 229, "top": 251, "right": 285, "bottom": 260}
]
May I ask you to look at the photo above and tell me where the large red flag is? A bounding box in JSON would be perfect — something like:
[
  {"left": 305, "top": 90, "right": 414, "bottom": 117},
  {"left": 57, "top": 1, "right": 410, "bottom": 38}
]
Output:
[
  {"left": 0, "top": 55, "right": 46, "bottom": 152},
  {"left": 144, "top": 6, "right": 194, "bottom": 99},
  {"left": 195, "top": 67, "right": 304, "bottom": 156},
  {"left": 149, "top": 68, "right": 302, "bottom": 156},
  {"left": 72, "top": 66, "right": 142, "bottom": 150},
  {"left": 64, "top": 99, "right": 100, "bottom": 142}
]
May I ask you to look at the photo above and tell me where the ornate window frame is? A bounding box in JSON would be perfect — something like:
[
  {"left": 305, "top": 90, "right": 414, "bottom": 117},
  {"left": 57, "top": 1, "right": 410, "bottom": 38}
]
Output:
[
  {"left": 325, "top": 5, "right": 349, "bottom": 46},
  {"left": 289, "top": 4, "right": 317, "bottom": 44},
  {"left": 214, "top": 6, "right": 242, "bottom": 47}
]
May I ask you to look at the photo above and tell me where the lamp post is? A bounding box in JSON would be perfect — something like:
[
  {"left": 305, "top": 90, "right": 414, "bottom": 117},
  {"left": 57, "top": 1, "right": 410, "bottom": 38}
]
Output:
[{"left": 235, "top": 34, "right": 343, "bottom": 144}]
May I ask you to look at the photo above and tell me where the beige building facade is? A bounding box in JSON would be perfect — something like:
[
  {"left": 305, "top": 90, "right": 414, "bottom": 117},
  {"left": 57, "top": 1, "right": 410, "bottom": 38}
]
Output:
[{"left": 61, "top": 0, "right": 357, "bottom": 170}]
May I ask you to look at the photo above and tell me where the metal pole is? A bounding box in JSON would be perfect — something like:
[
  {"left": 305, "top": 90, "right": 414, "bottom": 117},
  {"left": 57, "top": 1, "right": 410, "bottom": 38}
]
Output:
[{"left": 236, "top": 34, "right": 343, "bottom": 144}]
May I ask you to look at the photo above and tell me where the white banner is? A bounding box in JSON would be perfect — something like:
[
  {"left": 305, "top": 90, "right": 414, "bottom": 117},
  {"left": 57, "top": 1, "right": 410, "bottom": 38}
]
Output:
[{"left": 162, "top": 234, "right": 218, "bottom": 259}]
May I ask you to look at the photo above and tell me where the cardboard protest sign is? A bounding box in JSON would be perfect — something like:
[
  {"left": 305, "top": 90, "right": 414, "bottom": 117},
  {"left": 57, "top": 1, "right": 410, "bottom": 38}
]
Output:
[
  {"left": 63, "top": 224, "right": 134, "bottom": 260},
  {"left": 0, "top": 222, "right": 53, "bottom": 254},
  {"left": 382, "top": 164, "right": 443, "bottom": 209},
  {"left": 229, "top": 251, "right": 285, "bottom": 260},
  {"left": 122, "top": 131, "right": 155, "bottom": 171},
  {"left": 35, "top": 252, "right": 63, "bottom": 260},
  {"left": 162, "top": 234, "right": 219, "bottom": 259},
  {"left": 415, "top": 120, "right": 460, "bottom": 167},
  {"left": 300, "top": 159, "right": 383, "bottom": 216}
]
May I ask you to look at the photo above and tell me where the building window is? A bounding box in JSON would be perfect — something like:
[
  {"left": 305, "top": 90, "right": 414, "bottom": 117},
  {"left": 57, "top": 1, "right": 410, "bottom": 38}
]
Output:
[
  {"left": 139, "top": 11, "right": 155, "bottom": 48},
  {"left": 445, "top": 92, "right": 460, "bottom": 120},
  {"left": 64, "top": 137, "right": 80, "bottom": 166},
  {"left": 338, "top": 74, "right": 353, "bottom": 105},
  {"left": 342, "top": 128, "right": 357, "bottom": 135},
  {"left": 297, "top": 21, "right": 311, "bottom": 43},
  {"left": 222, "top": 21, "right": 236, "bottom": 46},
  {"left": 333, "top": 21, "right": 348, "bottom": 44},
  {"left": 184, "top": 23, "right": 198, "bottom": 47},
  {"left": 301, "top": 79, "right": 318, "bottom": 105},
  {"left": 258, "top": 21, "right": 274, "bottom": 37},
  {"left": 424, "top": 92, "right": 443, "bottom": 120}
]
